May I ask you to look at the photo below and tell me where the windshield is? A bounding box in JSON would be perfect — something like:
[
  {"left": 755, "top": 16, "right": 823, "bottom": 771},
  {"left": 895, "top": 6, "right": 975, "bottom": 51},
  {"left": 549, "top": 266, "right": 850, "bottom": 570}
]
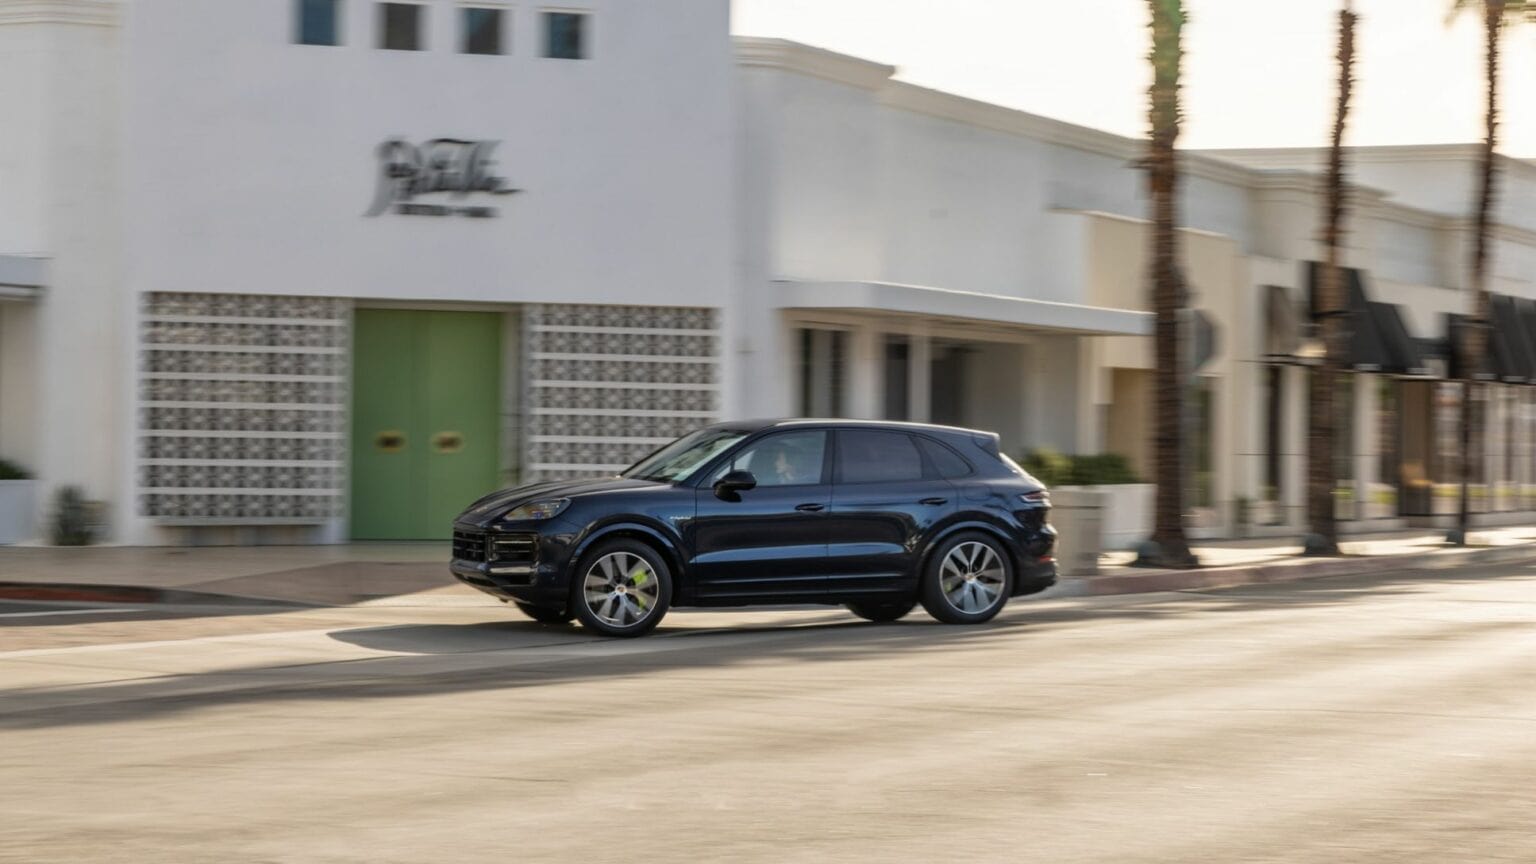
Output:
[{"left": 621, "top": 428, "right": 749, "bottom": 483}]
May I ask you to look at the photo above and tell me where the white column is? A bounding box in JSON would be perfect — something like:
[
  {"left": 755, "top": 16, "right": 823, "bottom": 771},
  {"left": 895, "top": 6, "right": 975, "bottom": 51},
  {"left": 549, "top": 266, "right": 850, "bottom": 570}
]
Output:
[
  {"left": 846, "top": 324, "right": 880, "bottom": 420},
  {"left": 908, "top": 324, "right": 931, "bottom": 423}
]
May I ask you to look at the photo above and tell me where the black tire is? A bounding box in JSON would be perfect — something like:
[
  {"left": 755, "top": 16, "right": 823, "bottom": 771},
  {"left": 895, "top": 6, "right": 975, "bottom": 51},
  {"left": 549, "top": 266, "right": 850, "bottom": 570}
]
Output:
[
  {"left": 513, "top": 601, "right": 574, "bottom": 624},
  {"left": 846, "top": 599, "right": 917, "bottom": 623},
  {"left": 919, "top": 531, "right": 1013, "bottom": 625},
  {"left": 568, "top": 538, "right": 672, "bottom": 638}
]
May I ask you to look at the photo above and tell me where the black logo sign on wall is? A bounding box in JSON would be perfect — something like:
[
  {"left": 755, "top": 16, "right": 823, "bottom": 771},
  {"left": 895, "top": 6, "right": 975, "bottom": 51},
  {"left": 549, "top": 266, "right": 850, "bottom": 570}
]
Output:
[{"left": 365, "top": 138, "right": 521, "bottom": 218}]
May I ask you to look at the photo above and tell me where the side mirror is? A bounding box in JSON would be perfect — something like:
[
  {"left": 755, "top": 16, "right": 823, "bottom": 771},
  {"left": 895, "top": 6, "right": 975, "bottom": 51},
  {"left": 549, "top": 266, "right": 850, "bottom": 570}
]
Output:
[{"left": 713, "top": 469, "right": 758, "bottom": 500}]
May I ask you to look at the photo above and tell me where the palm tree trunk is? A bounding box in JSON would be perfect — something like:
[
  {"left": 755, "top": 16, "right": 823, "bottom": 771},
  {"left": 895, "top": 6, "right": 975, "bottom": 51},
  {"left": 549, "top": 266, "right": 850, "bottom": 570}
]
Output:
[
  {"left": 1305, "top": 3, "right": 1357, "bottom": 556},
  {"left": 1454, "top": 0, "right": 1503, "bottom": 545},
  {"left": 1142, "top": 0, "right": 1196, "bottom": 569}
]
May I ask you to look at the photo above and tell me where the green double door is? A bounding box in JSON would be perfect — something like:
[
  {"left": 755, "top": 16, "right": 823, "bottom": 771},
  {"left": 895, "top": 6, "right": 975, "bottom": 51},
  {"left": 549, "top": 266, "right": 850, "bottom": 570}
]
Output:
[{"left": 350, "top": 310, "right": 503, "bottom": 540}]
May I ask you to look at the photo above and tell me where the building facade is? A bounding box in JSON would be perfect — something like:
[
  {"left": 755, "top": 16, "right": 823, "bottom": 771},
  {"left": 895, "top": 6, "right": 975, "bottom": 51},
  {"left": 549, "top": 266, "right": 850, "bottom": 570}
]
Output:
[
  {"left": 0, "top": 0, "right": 733, "bottom": 544},
  {"left": 2, "top": 2, "right": 1534, "bottom": 546}
]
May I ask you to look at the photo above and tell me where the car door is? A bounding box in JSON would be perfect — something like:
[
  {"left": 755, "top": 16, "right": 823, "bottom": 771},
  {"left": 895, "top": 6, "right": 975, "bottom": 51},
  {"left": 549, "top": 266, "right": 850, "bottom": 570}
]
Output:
[
  {"left": 688, "top": 429, "right": 831, "bottom": 602},
  {"left": 826, "top": 428, "right": 958, "bottom": 598}
]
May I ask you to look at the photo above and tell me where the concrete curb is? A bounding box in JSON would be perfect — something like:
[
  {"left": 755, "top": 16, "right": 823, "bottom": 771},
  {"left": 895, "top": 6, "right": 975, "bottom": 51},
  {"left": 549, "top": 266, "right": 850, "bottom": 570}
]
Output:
[
  {"left": 6, "top": 542, "right": 1536, "bottom": 608},
  {"left": 1065, "top": 542, "right": 1536, "bottom": 597},
  {"left": 0, "top": 581, "right": 315, "bottom": 607}
]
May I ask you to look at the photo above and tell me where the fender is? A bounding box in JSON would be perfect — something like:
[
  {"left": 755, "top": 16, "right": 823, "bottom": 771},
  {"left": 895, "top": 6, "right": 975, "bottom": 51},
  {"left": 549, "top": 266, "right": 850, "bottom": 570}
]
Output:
[
  {"left": 920, "top": 516, "right": 1026, "bottom": 579},
  {"left": 569, "top": 519, "right": 688, "bottom": 583}
]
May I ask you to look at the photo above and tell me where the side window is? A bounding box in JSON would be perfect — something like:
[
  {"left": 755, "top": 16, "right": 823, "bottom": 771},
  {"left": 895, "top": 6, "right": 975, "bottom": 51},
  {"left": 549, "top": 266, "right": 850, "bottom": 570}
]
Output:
[
  {"left": 711, "top": 431, "right": 827, "bottom": 488},
  {"left": 837, "top": 430, "right": 923, "bottom": 483},
  {"left": 916, "top": 436, "right": 973, "bottom": 478}
]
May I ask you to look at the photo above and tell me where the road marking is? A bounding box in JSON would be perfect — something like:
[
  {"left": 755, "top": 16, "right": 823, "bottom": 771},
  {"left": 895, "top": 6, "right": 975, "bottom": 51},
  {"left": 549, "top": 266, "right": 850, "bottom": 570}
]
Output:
[{"left": 0, "top": 608, "right": 144, "bottom": 620}]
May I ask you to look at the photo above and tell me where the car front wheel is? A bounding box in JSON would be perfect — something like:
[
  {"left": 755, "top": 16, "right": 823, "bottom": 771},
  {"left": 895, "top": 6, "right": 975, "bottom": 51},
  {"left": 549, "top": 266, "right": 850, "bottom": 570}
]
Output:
[
  {"left": 919, "top": 532, "right": 1013, "bottom": 624},
  {"left": 569, "top": 539, "right": 672, "bottom": 638}
]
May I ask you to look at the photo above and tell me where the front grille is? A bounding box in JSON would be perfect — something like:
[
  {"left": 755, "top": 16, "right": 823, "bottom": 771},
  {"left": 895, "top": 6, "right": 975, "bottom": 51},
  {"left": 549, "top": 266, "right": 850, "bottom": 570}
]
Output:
[
  {"left": 453, "top": 529, "right": 487, "bottom": 562},
  {"left": 489, "top": 533, "right": 538, "bottom": 568}
]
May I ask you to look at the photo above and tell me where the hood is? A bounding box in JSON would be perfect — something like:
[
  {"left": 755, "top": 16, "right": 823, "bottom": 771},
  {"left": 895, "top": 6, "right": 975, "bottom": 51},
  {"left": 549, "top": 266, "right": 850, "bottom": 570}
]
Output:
[{"left": 455, "top": 476, "right": 667, "bottom": 528}]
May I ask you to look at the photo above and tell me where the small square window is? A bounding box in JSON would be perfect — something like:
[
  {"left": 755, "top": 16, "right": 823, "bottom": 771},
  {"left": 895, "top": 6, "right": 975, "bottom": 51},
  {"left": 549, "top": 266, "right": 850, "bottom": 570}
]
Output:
[
  {"left": 462, "top": 7, "right": 504, "bottom": 55},
  {"left": 296, "top": 0, "right": 341, "bottom": 46},
  {"left": 379, "top": 3, "right": 424, "bottom": 51},
  {"left": 543, "top": 11, "right": 588, "bottom": 59}
]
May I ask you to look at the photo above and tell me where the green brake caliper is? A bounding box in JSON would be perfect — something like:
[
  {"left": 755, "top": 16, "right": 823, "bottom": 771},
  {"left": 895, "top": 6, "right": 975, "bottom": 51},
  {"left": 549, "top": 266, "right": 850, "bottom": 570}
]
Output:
[{"left": 630, "top": 568, "right": 651, "bottom": 610}]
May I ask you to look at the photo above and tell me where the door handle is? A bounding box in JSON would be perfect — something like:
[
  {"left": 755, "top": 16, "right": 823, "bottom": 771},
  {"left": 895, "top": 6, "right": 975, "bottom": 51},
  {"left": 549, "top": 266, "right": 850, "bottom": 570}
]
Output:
[
  {"left": 795, "top": 503, "right": 825, "bottom": 512},
  {"left": 919, "top": 497, "right": 948, "bottom": 506}
]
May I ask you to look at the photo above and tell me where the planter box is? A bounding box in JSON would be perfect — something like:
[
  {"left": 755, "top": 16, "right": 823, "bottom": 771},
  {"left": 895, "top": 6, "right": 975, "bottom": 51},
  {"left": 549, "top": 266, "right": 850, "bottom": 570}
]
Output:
[
  {"left": 1057, "top": 483, "right": 1153, "bottom": 552},
  {"left": 0, "top": 479, "right": 38, "bottom": 545}
]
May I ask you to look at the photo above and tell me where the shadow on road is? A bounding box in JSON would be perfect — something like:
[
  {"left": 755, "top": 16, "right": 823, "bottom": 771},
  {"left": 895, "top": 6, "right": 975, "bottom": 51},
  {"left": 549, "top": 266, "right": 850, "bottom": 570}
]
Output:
[{"left": 2, "top": 560, "right": 1532, "bottom": 732}]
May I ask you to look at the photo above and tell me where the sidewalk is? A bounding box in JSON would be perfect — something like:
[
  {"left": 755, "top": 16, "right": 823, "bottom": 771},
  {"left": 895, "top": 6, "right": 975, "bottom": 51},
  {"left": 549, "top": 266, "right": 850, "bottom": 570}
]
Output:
[
  {"left": 2, "top": 527, "right": 1536, "bottom": 607},
  {"left": 1063, "top": 525, "right": 1536, "bottom": 597}
]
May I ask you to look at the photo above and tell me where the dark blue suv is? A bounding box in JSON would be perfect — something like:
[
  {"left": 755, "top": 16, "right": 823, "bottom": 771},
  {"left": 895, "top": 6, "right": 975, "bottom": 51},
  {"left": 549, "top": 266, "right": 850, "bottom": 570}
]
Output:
[{"left": 451, "top": 420, "right": 1056, "bottom": 637}]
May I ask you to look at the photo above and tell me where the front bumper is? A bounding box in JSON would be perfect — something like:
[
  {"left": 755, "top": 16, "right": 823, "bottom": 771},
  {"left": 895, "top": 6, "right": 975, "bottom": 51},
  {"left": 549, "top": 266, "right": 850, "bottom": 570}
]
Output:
[{"left": 449, "top": 524, "right": 575, "bottom": 605}]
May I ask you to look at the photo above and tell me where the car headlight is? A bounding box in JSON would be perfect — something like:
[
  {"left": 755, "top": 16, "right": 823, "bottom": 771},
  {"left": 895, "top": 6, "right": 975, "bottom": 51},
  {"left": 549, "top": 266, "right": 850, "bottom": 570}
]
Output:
[{"left": 501, "top": 499, "right": 570, "bottom": 521}]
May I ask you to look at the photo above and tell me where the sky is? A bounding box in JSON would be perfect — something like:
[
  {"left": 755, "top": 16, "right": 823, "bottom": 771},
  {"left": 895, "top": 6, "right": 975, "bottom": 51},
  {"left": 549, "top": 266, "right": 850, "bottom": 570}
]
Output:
[{"left": 731, "top": 0, "right": 1536, "bottom": 155}]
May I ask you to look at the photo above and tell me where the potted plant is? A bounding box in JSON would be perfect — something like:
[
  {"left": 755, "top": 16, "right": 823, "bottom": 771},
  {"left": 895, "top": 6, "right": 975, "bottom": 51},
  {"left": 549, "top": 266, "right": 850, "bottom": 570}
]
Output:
[{"left": 0, "top": 459, "right": 37, "bottom": 545}]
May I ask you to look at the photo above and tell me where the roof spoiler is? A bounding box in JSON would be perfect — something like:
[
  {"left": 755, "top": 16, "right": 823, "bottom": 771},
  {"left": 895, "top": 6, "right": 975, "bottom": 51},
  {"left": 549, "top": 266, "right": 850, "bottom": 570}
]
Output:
[{"left": 970, "top": 431, "right": 1002, "bottom": 459}]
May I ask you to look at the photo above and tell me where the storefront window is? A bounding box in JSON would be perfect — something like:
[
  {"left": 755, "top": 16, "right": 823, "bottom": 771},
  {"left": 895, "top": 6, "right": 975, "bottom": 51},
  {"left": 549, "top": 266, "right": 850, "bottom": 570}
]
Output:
[
  {"left": 1434, "top": 382, "right": 1462, "bottom": 516},
  {"left": 1523, "top": 391, "right": 1536, "bottom": 510},
  {"left": 1469, "top": 384, "right": 1489, "bottom": 513},
  {"left": 798, "top": 328, "right": 847, "bottom": 418},
  {"left": 1334, "top": 374, "right": 1355, "bottom": 521},
  {"left": 1190, "top": 377, "right": 1215, "bottom": 511},
  {"left": 883, "top": 335, "right": 910, "bottom": 421},
  {"left": 1260, "top": 365, "right": 1285, "bottom": 525},
  {"left": 1371, "top": 378, "right": 1400, "bottom": 519},
  {"left": 1400, "top": 381, "right": 1435, "bottom": 516},
  {"left": 1492, "top": 386, "right": 1515, "bottom": 512}
]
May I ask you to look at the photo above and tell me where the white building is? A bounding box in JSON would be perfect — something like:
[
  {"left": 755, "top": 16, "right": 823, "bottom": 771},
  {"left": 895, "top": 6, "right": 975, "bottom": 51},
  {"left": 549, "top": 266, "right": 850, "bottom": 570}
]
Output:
[
  {"left": 1, "top": 2, "right": 1533, "bottom": 546},
  {"left": 0, "top": 0, "right": 734, "bottom": 544}
]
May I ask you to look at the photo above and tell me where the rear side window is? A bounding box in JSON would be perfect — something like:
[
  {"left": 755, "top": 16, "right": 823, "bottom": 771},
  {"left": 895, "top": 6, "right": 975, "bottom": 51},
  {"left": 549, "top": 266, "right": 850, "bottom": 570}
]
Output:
[
  {"left": 837, "top": 430, "right": 923, "bottom": 483},
  {"left": 916, "top": 437, "right": 973, "bottom": 478}
]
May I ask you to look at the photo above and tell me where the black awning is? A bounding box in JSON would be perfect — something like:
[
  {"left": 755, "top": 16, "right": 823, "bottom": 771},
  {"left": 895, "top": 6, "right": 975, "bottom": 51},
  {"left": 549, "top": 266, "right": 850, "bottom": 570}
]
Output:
[
  {"left": 1366, "top": 301, "right": 1430, "bottom": 376},
  {"left": 1347, "top": 294, "right": 1389, "bottom": 371},
  {"left": 1303, "top": 261, "right": 1427, "bottom": 373},
  {"left": 1510, "top": 297, "right": 1536, "bottom": 381},
  {"left": 1488, "top": 295, "right": 1526, "bottom": 382}
]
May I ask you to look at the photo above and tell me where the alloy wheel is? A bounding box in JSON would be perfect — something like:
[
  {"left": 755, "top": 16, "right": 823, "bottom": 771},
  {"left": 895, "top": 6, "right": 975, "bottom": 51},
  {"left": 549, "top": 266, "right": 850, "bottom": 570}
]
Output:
[
  {"left": 939, "top": 541, "right": 1005, "bottom": 614},
  {"left": 582, "top": 551, "right": 662, "bottom": 628}
]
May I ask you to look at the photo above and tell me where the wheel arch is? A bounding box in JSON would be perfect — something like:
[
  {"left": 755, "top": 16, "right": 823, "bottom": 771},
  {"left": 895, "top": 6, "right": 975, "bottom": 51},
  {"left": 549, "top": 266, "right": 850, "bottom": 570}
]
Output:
[
  {"left": 570, "top": 520, "right": 688, "bottom": 601},
  {"left": 919, "top": 518, "right": 1024, "bottom": 583}
]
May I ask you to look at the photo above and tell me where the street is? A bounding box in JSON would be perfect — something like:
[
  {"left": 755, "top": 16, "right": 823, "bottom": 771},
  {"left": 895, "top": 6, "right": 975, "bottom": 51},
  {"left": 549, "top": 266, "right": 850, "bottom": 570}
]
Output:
[{"left": 2, "top": 562, "right": 1535, "bottom": 863}]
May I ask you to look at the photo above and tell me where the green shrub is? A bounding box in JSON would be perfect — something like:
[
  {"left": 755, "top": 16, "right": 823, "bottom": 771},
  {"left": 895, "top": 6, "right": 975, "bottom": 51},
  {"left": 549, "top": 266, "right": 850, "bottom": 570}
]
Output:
[
  {"left": 1017, "top": 449, "right": 1141, "bottom": 487},
  {"left": 1019, "top": 448, "right": 1074, "bottom": 488},
  {"left": 0, "top": 459, "right": 29, "bottom": 481},
  {"left": 51, "top": 486, "right": 97, "bottom": 546}
]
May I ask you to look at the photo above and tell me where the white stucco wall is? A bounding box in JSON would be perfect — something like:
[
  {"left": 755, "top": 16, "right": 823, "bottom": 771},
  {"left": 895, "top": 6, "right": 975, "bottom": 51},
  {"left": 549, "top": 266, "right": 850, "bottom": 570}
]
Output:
[
  {"left": 0, "top": 8, "right": 124, "bottom": 535},
  {"left": 121, "top": 0, "right": 734, "bottom": 308}
]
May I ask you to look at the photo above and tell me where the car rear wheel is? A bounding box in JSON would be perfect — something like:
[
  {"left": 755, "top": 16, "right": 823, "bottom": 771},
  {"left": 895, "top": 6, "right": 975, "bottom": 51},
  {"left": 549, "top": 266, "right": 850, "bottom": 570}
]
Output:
[
  {"left": 845, "top": 599, "right": 916, "bottom": 623},
  {"left": 919, "top": 532, "right": 1013, "bottom": 624},
  {"left": 513, "top": 601, "right": 574, "bottom": 624},
  {"left": 569, "top": 539, "right": 672, "bottom": 638}
]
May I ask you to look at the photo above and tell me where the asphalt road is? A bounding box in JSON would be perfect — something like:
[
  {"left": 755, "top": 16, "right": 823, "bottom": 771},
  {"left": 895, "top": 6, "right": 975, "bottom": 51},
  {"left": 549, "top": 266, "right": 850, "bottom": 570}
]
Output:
[{"left": 2, "top": 562, "right": 1535, "bottom": 863}]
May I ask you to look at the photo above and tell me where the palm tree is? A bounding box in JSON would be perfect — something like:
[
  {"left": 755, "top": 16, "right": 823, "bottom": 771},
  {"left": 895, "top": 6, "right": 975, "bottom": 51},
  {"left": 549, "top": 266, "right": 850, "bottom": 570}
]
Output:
[
  {"left": 1139, "top": 0, "right": 1197, "bottom": 569},
  {"left": 1304, "top": 2, "right": 1358, "bottom": 557},
  {"left": 1448, "top": 0, "right": 1528, "bottom": 544}
]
